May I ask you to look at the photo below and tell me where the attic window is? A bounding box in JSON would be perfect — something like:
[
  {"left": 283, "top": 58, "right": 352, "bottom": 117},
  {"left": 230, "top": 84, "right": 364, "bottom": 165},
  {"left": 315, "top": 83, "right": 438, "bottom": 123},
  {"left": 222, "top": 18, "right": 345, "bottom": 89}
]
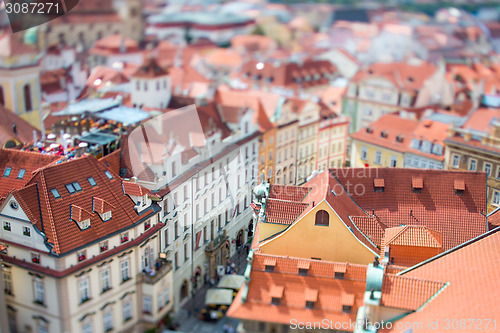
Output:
[
  {"left": 17, "top": 169, "right": 26, "bottom": 179},
  {"left": 104, "top": 171, "right": 113, "bottom": 179},
  {"left": 3, "top": 167, "right": 11, "bottom": 177},
  {"left": 264, "top": 257, "right": 276, "bottom": 272},
  {"left": 80, "top": 219, "right": 91, "bottom": 230},
  {"left": 342, "top": 293, "right": 355, "bottom": 313},
  {"left": 374, "top": 178, "right": 385, "bottom": 192},
  {"left": 342, "top": 305, "right": 352, "bottom": 314},
  {"left": 305, "top": 301, "right": 315, "bottom": 309},
  {"left": 65, "top": 182, "right": 82, "bottom": 194},
  {"left": 271, "top": 297, "right": 281, "bottom": 306},
  {"left": 87, "top": 177, "right": 97, "bottom": 187},
  {"left": 298, "top": 268, "right": 308, "bottom": 276},
  {"left": 102, "top": 211, "right": 112, "bottom": 221},
  {"left": 50, "top": 188, "right": 61, "bottom": 199},
  {"left": 380, "top": 131, "right": 388, "bottom": 138},
  {"left": 407, "top": 76, "right": 415, "bottom": 83},
  {"left": 305, "top": 288, "right": 318, "bottom": 309},
  {"left": 269, "top": 285, "right": 284, "bottom": 305},
  {"left": 396, "top": 135, "right": 404, "bottom": 143},
  {"left": 454, "top": 179, "right": 465, "bottom": 195},
  {"left": 77, "top": 250, "right": 86, "bottom": 262},
  {"left": 366, "top": 127, "right": 373, "bottom": 134},
  {"left": 412, "top": 177, "right": 423, "bottom": 193},
  {"left": 335, "top": 272, "right": 345, "bottom": 279}
]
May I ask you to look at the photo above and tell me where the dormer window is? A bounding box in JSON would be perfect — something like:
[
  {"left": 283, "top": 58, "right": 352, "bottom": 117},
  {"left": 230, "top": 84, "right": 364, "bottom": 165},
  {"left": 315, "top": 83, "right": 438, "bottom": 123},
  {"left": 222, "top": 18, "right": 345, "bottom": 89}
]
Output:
[
  {"left": 454, "top": 179, "right": 465, "bottom": 195},
  {"left": 80, "top": 219, "right": 91, "bottom": 230},
  {"left": 17, "top": 169, "right": 26, "bottom": 179},
  {"left": 102, "top": 211, "right": 112, "bottom": 221},
  {"left": 396, "top": 135, "right": 404, "bottom": 143},
  {"left": 31, "top": 253, "right": 40, "bottom": 264},
  {"left": 50, "top": 188, "right": 61, "bottom": 199},
  {"left": 77, "top": 250, "right": 86, "bottom": 262},
  {"left": 380, "top": 131, "right": 388, "bottom": 138},
  {"left": 305, "top": 288, "right": 318, "bottom": 309},
  {"left": 334, "top": 263, "right": 346, "bottom": 279},
  {"left": 270, "top": 285, "right": 284, "bottom": 306},
  {"left": 342, "top": 293, "right": 354, "bottom": 313},
  {"left": 298, "top": 260, "right": 310, "bottom": 276},
  {"left": 121, "top": 232, "right": 129, "bottom": 243},
  {"left": 366, "top": 127, "right": 373, "bottom": 134},
  {"left": 264, "top": 257, "right": 276, "bottom": 272},
  {"left": 23, "top": 226, "right": 31, "bottom": 237},
  {"left": 374, "top": 178, "right": 385, "bottom": 193},
  {"left": 412, "top": 177, "right": 423, "bottom": 193}
]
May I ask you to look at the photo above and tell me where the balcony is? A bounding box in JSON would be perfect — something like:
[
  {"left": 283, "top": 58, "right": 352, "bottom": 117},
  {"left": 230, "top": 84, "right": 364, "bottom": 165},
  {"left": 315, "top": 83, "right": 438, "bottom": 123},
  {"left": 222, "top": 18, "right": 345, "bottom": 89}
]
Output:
[
  {"left": 205, "top": 230, "right": 228, "bottom": 254},
  {"left": 139, "top": 260, "right": 173, "bottom": 285}
]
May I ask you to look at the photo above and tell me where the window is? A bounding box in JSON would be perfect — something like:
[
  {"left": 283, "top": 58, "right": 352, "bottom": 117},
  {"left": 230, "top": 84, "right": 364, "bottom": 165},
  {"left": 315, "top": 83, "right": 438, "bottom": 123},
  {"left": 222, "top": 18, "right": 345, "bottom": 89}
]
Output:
[
  {"left": 493, "top": 192, "right": 500, "bottom": 206},
  {"left": 78, "top": 250, "right": 86, "bottom": 262},
  {"left": 484, "top": 163, "right": 492, "bottom": 177},
  {"left": 298, "top": 268, "right": 308, "bottom": 276},
  {"left": 3, "top": 167, "right": 11, "bottom": 177},
  {"left": 65, "top": 182, "right": 82, "bottom": 194},
  {"left": 157, "top": 292, "right": 163, "bottom": 310},
  {"left": 102, "top": 211, "right": 112, "bottom": 221},
  {"left": 103, "top": 307, "right": 113, "bottom": 332},
  {"left": 143, "top": 296, "right": 152, "bottom": 314},
  {"left": 34, "top": 279, "right": 45, "bottom": 304},
  {"left": 50, "top": 188, "right": 60, "bottom": 199},
  {"left": 172, "top": 161, "right": 176, "bottom": 177},
  {"left": 271, "top": 297, "right": 280, "bottom": 306},
  {"left": 123, "top": 300, "right": 132, "bottom": 321},
  {"left": 101, "top": 269, "right": 111, "bottom": 292},
  {"left": 121, "top": 260, "right": 130, "bottom": 282},
  {"left": 203, "top": 226, "right": 207, "bottom": 243},
  {"left": 375, "top": 151, "right": 382, "bottom": 165},
  {"left": 0, "top": 85, "right": 4, "bottom": 106},
  {"left": 3, "top": 271, "right": 12, "bottom": 294},
  {"left": 145, "top": 220, "right": 151, "bottom": 231},
  {"left": 23, "top": 226, "right": 31, "bottom": 236},
  {"left": 24, "top": 84, "right": 32, "bottom": 112},
  {"left": 184, "top": 243, "right": 188, "bottom": 262},
  {"left": 306, "top": 301, "right": 315, "bottom": 309},
  {"left": 79, "top": 278, "right": 90, "bottom": 303},
  {"left": 3, "top": 221, "right": 11, "bottom": 231},
  {"left": 121, "top": 232, "right": 129, "bottom": 243},
  {"left": 342, "top": 305, "right": 352, "bottom": 314},
  {"left": 32, "top": 253, "right": 40, "bottom": 264},
  {"left": 17, "top": 169, "right": 25, "bottom": 179},
  {"left": 268, "top": 167, "right": 272, "bottom": 180},
  {"left": 82, "top": 319, "right": 93, "bottom": 333},
  {"left": 174, "top": 252, "right": 178, "bottom": 269},
  {"left": 452, "top": 155, "right": 460, "bottom": 168},
  {"left": 390, "top": 156, "right": 397, "bottom": 168},
  {"left": 81, "top": 219, "right": 91, "bottom": 230},
  {"left": 164, "top": 228, "right": 169, "bottom": 247},
  {"left": 183, "top": 185, "right": 188, "bottom": 201},
  {"left": 360, "top": 146, "right": 367, "bottom": 160},
  {"left": 87, "top": 177, "right": 97, "bottom": 187},
  {"left": 315, "top": 210, "right": 329, "bottom": 226},
  {"left": 469, "top": 159, "right": 477, "bottom": 172},
  {"left": 104, "top": 171, "right": 113, "bottom": 179},
  {"left": 174, "top": 221, "right": 179, "bottom": 239},
  {"left": 100, "top": 241, "right": 108, "bottom": 252},
  {"left": 335, "top": 272, "right": 345, "bottom": 279},
  {"left": 164, "top": 287, "right": 170, "bottom": 304}
]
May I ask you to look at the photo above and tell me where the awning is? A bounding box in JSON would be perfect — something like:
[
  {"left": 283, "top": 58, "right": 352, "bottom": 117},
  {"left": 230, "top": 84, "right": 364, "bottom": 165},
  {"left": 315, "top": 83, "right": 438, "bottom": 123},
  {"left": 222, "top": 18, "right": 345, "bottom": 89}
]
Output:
[
  {"left": 204, "top": 288, "right": 234, "bottom": 306},
  {"left": 79, "top": 132, "right": 118, "bottom": 145},
  {"left": 217, "top": 275, "right": 245, "bottom": 291}
]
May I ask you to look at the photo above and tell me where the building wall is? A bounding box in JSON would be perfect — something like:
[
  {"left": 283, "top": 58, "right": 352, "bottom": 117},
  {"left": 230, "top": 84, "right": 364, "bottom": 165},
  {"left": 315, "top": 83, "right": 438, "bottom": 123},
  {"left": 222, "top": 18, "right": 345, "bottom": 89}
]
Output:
[
  {"left": 258, "top": 222, "right": 287, "bottom": 242},
  {"left": 259, "top": 128, "right": 277, "bottom": 183},
  {"left": 259, "top": 200, "right": 376, "bottom": 265},
  {"left": 275, "top": 122, "right": 298, "bottom": 185},
  {"left": 350, "top": 139, "right": 403, "bottom": 169},
  {"left": 130, "top": 75, "right": 172, "bottom": 109}
]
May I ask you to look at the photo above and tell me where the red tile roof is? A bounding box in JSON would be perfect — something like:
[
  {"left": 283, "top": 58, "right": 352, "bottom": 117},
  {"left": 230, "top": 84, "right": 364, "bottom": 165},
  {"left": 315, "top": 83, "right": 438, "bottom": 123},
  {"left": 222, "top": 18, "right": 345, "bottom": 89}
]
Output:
[
  {"left": 0, "top": 149, "right": 61, "bottom": 199},
  {"left": 351, "top": 60, "right": 437, "bottom": 92},
  {"left": 268, "top": 184, "right": 312, "bottom": 202},
  {"left": 11, "top": 155, "right": 150, "bottom": 255},
  {"left": 383, "top": 226, "right": 443, "bottom": 248},
  {"left": 122, "top": 181, "right": 150, "bottom": 197},
  {"left": 132, "top": 58, "right": 168, "bottom": 79},
  {"left": 228, "top": 254, "right": 367, "bottom": 328},
  {"left": 264, "top": 199, "right": 309, "bottom": 225},
  {"left": 0, "top": 106, "right": 41, "bottom": 148},
  {"left": 383, "top": 228, "right": 500, "bottom": 332},
  {"left": 333, "top": 168, "right": 488, "bottom": 251},
  {"left": 99, "top": 149, "right": 121, "bottom": 175},
  {"left": 380, "top": 274, "right": 446, "bottom": 311}
]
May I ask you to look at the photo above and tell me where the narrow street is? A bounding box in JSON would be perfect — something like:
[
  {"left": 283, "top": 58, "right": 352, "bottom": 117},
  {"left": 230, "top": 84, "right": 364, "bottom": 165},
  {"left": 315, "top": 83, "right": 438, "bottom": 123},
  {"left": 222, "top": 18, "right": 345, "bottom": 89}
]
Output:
[{"left": 171, "top": 246, "right": 249, "bottom": 333}]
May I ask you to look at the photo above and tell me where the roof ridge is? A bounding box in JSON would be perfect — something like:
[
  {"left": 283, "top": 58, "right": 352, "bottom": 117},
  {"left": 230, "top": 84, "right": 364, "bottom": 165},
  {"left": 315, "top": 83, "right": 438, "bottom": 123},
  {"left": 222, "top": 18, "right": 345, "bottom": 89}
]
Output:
[{"left": 39, "top": 169, "right": 60, "bottom": 254}]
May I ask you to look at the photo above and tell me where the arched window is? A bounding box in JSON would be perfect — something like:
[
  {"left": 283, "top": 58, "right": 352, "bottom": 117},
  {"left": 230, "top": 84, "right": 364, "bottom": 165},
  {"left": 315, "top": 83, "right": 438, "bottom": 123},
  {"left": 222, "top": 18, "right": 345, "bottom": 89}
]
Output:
[
  {"left": 23, "top": 84, "right": 32, "bottom": 112},
  {"left": 0, "top": 85, "right": 4, "bottom": 106},
  {"left": 315, "top": 210, "right": 329, "bottom": 226}
]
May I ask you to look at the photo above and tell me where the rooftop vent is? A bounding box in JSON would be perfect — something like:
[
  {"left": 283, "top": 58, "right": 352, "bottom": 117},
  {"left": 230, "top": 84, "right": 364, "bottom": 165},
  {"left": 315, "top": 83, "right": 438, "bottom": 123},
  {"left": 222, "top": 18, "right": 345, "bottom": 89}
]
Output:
[
  {"left": 412, "top": 177, "right": 423, "bottom": 193},
  {"left": 454, "top": 179, "right": 465, "bottom": 195}
]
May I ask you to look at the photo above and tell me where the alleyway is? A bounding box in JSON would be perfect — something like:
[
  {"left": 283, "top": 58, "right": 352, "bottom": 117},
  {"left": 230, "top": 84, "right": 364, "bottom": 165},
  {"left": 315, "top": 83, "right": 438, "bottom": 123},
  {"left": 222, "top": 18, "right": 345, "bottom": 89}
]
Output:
[{"left": 171, "top": 246, "right": 249, "bottom": 333}]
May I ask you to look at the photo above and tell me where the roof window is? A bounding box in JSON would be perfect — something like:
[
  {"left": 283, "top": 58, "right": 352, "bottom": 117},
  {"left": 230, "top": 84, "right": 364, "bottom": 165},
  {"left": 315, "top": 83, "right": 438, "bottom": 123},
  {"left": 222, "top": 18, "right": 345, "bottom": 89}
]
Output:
[
  {"left": 17, "top": 169, "right": 26, "bottom": 179},
  {"left": 87, "top": 177, "right": 97, "bottom": 187},
  {"left": 3, "top": 167, "right": 11, "bottom": 177},
  {"left": 104, "top": 170, "right": 113, "bottom": 179},
  {"left": 50, "top": 188, "right": 61, "bottom": 199}
]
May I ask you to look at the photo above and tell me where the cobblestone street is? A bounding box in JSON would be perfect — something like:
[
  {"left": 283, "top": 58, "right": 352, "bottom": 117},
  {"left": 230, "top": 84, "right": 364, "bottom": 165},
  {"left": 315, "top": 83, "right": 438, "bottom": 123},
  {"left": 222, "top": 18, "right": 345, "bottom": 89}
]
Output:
[{"left": 170, "top": 246, "right": 249, "bottom": 333}]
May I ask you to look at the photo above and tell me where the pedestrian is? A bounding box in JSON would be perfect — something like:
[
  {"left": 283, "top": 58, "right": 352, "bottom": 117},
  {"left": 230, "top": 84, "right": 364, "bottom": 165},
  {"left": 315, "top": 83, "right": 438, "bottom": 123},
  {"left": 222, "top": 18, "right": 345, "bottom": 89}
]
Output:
[
  {"left": 228, "top": 323, "right": 235, "bottom": 333},
  {"left": 223, "top": 323, "right": 229, "bottom": 333},
  {"left": 245, "top": 244, "right": 249, "bottom": 255}
]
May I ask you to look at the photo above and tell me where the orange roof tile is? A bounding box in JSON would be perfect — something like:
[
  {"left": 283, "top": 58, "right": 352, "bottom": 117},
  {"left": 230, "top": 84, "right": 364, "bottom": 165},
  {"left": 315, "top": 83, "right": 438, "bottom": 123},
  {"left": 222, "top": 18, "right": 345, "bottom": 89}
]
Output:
[
  {"left": 132, "top": 58, "right": 168, "bottom": 79},
  {"left": 70, "top": 204, "right": 92, "bottom": 222},
  {"left": 384, "top": 229, "right": 500, "bottom": 332},
  {"left": 384, "top": 226, "right": 443, "bottom": 248},
  {"left": 268, "top": 185, "right": 312, "bottom": 202},
  {"left": 122, "top": 181, "right": 150, "bottom": 197},
  {"left": 380, "top": 274, "right": 446, "bottom": 311},
  {"left": 0, "top": 149, "right": 61, "bottom": 199},
  {"left": 304, "top": 288, "right": 318, "bottom": 302},
  {"left": 264, "top": 199, "right": 309, "bottom": 225},
  {"left": 0, "top": 106, "right": 41, "bottom": 148}
]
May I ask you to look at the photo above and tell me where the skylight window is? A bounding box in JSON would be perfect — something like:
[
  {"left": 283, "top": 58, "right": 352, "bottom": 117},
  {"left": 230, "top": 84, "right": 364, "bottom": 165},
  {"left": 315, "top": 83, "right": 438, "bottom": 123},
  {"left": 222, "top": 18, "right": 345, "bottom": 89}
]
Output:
[
  {"left": 3, "top": 167, "right": 11, "bottom": 177},
  {"left": 17, "top": 169, "right": 26, "bottom": 179},
  {"left": 87, "top": 177, "right": 96, "bottom": 187},
  {"left": 104, "top": 171, "right": 113, "bottom": 179},
  {"left": 65, "top": 182, "right": 82, "bottom": 194},
  {"left": 65, "top": 183, "right": 76, "bottom": 194},
  {"left": 51, "top": 188, "right": 61, "bottom": 199}
]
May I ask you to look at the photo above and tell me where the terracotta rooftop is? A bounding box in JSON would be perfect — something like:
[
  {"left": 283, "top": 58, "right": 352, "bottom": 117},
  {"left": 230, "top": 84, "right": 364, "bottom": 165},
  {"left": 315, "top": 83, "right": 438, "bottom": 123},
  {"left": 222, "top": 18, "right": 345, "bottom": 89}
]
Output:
[
  {"left": 264, "top": 199, "right": 309, "bottom": 225},
  {"left": 0, "top": 106, "right": 41, "bottom": 148},
  {"left": 332, "top": 168, "right": 488, "bottom": 251},
  {"left": 352, "top": 60, "right": 437, "bottom": 92},
  {"left": 228, "top": 254, "right": 367, "bottom": 327},
  {"left": 268, "top": 184, "right": 312, "bottom": 202},
  {"left": 383, "top": 225, "right": 443, "bottom": 248},
  {"left": 9, "top": 155, "right": 154, "bottom": 255},
  {"left": 132, "top": 58, "right": 168, "bottom": 79},
  {"left": 380, "top": 274, "right": 446, "bottom": 311},
  {"left": 0, "top": 149, "right": 61, "bottom": 199},
  {"left": 384, "top": 228, "right": 500, "bottom": 332}
]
